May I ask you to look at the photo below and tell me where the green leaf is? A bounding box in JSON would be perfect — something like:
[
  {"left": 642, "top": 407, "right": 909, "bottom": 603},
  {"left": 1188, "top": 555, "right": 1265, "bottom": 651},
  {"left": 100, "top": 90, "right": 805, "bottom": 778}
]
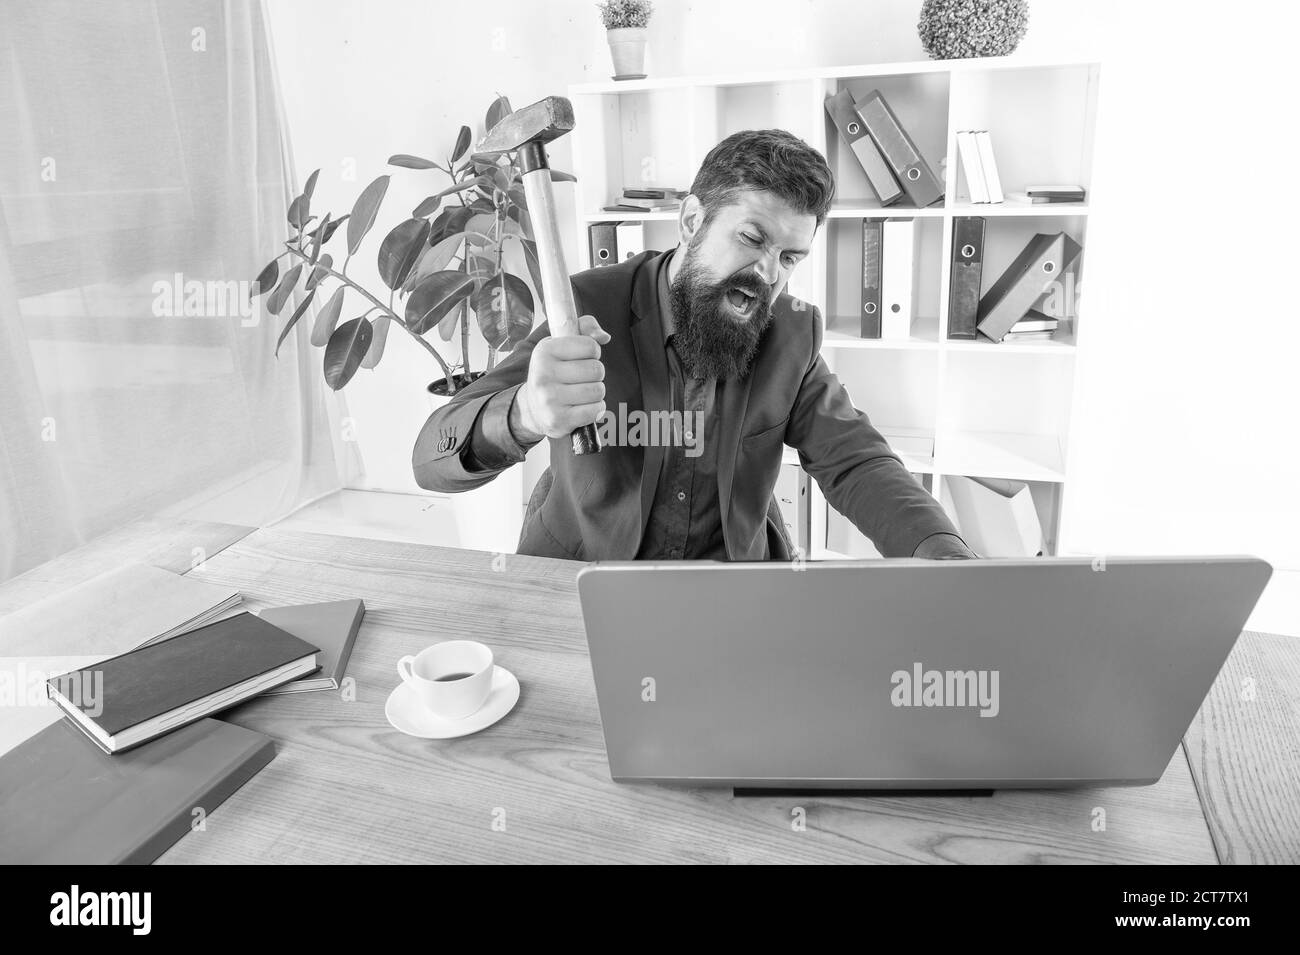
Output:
[
  {"left": 428, "top": 205, "right": 475, "bottom": 246},
  {"left": 307, "top": 214, "right": 349, "bottom": 244},
  {"left": 471, "top": 271, "right": 533, "bottom": 351},
  {"left": 347, "top": 175, "right": 390, "bottom": 255},
  {"left": 549, "top": 169, "right": 577, "bottom": 183},
  {"left": 485, "top": 95, "right": 512, "bottom": 132},
  {"left": 464, "top": 212, "right": 497, "bottom": 244},
  {"left": 412, "top": 195, "right": 442, "bottom": 218},
  {"left": 388, "top": 154, "right": 439, "bottom": 170},
  {"left": 310, "top": 213, "right": 331, "bottom": 264},
  {"left": 287, "top": 194, "right": 310, "bottom": 231},
  {"left": 451, "top": 125, "right": 472, "bottom": 162},
  {"left": 360, "top": 315, "right": 391, "bottom": 369},
  {"left": 507, "top": 184, "right": 528, "bottom": 211},
  {"left": 303, "top": 169, "right": 320, "bottom": 199},
  {"left": 251, "top": 259, "right": 279, "bottom": 300},
  {"left": 433, "top": 176, "right": 490, "bottom": 200},
  {"left": 436, "top": 299, "right": 464, "bottom": 342},
  {"left": 306, "top": 253, "right": 334, "bottom": 292},
  {"left": 275, "top": 287, "right": 315, "bottom": 356},
  {"left": 404, "top": 231, "right": 467, "bottom": 293},
  {"left": 377, "top": 217, "right": 432, "bottom": 290},
  {"left": 406, "top": 270, "right": 476, "bottom": 335},
  {"left": 311, "top": 286, "right": 346, "bottom": 346},
  {"left": 324, "top": 317, "right": 374, "bottom": 390},
  {"left": 267, "top": 263, "right": 303, "bottom": 315}
]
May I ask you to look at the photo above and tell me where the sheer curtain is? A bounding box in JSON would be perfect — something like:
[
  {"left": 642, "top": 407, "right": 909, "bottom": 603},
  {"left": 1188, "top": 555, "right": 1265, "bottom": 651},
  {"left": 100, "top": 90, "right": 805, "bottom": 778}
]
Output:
[{"left": 0, "top": 0, "right": 359, "bottom": 580}]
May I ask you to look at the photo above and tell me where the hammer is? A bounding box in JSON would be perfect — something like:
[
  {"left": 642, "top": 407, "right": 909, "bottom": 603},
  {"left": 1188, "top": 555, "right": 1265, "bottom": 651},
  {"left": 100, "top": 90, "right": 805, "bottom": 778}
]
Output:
[{"left": 473, "top": 96, "right": 601, "bottom": 456}]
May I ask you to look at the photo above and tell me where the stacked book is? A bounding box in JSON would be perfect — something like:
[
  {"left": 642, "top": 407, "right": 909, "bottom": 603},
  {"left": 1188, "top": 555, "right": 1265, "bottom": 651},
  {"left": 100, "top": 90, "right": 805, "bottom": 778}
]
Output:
[
  {"left": 1007, "top": 185, "right": 1087, "bottom": 205},
  {"left": 825, "top": 89, "right": 943, "bottom": 208},
  {"left": 0, "top": 562, "right": 365, "bottom": 863},
  {"left": 955, "top": 130, "right": 1004, "bottom": 204},
  {"left": 601, "top": 186, "right": 686, "bottom": 214}
]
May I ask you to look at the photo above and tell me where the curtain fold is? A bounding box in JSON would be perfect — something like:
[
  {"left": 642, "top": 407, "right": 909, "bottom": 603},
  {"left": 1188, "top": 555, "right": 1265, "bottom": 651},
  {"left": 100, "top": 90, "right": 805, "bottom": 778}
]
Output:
[{"left": 0, "top": 0, "right": 359, "bottom": 581}]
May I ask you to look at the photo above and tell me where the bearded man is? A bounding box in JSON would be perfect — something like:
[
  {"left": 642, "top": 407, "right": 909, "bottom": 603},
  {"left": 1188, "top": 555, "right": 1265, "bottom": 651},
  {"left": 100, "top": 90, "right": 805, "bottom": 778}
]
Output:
[{"left": 414, "top": 128, "right": 975, "bottom": 562}]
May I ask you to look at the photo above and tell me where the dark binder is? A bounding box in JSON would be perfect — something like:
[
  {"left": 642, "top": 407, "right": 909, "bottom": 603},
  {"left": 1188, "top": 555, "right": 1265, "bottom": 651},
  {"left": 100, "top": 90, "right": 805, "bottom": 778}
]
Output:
[
  {"left": 824, "top": 90, "right": 903, "bottom": 206},
  {"left": 0, "top": 717, "right": 275, "bottom": 864},
  {"left": 857, "top": 90, "right": 944, "bottom": 208},
  {"left": 947, "top": 216, "right": 986, "bottom": 340},
  {"left": 976, "top": 232, "right": 1083, "bottom": 342},
  {"left": 861, "top": 218, "right": 883, "bottom": 338},
  {"left": 588, "top": 222, "right": 618, "bottom": 267}
]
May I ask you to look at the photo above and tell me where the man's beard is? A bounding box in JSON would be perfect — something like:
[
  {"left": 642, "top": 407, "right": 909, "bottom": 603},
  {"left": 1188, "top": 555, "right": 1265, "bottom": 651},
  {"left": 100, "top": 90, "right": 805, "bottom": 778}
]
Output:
[{"left": 667, "top": 241, "right": 775, "bottom": 380}]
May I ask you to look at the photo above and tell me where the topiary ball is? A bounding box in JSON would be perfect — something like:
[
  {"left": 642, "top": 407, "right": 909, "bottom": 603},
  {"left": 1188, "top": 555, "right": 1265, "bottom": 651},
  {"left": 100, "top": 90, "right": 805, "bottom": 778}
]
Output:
[{"left": 918, "top": 0, "right": 1029, "bottom": 60}]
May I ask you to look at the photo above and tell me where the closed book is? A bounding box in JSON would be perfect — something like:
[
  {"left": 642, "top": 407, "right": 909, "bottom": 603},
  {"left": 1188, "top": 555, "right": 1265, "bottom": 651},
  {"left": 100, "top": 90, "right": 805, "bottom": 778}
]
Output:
[
  {"left": 860, "top": 218, "right": 883, "bottom": 338},
  {"left": 615, "top": 221, "right": 646, "bottom": 263},
  {"left": 0, "top": 717, "right": 274, "bottom": 864},
  {"left": 956, "top": 131, "right": 989, "bottom": 204},
  {"left": 1027, "top": 184, "right": 1086, "bottom": 199},
  {"left": 881, "top": 217, "right": 916, "bottom": 339},
  {"left": 974, "top": 131, "right": 1004, "bottom": 203},
  {"left": 616, "top": 197, "right": 680, "bottom": 210},
  {"left": 947, "top": 216, "right": 986, "bottom": 340},
  {"left": 857, "top": 90, "right": 944, "bottom": 208},
  {"left": 824, "top": 90, "right": 903, "bottom": 206},
  {"left": 46, "top": 611, "right": 320, "bottom": 754},
  {"left": 1011, "top": 312, "right": 1060, "bottom": 333},
  {"left": 623, "top": 187, "right": 686, "bottom": 199},
  {"left": 1002, "top": 330, "right": 1056, "bottom": 341},
  {"left": 976, "top": 232, "right": 1082, "bottom": 342},
  {"left": 588, "top": 222, "right": 618, "bottom": 267},
  {"left": 256, "top": 598, "right": 365, "bottom": 694}
]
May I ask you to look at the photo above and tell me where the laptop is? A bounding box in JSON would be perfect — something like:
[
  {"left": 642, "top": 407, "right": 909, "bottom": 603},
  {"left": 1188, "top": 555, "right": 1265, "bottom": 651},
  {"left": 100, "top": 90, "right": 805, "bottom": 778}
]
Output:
[{"left": 575, "top": 556, "right": 1273, "bottom": 790}]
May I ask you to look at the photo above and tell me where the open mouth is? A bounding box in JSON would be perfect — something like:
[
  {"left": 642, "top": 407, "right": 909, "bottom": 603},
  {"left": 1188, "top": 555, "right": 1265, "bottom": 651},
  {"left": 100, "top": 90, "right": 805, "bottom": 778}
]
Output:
[{"left": 724, "top": 286, "right": 759, "bottom": 319}]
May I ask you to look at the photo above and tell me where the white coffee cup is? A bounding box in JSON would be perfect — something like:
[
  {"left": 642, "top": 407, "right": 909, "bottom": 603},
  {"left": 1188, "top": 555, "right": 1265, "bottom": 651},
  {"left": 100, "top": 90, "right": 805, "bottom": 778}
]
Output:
[{"left": 397, "top": 640, "right": 494, "bottom": 720}]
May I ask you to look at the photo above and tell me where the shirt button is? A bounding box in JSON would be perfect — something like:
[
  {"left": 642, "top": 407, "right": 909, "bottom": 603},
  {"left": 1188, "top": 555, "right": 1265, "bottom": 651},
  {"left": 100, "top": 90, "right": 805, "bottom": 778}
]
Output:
[{"left": 676, "top": 490, "right": 686, "bottom": 502}]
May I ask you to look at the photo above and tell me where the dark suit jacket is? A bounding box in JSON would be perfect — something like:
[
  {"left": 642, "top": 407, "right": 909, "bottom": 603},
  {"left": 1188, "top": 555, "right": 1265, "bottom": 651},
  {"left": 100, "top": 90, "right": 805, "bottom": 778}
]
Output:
[{"left": 413, "top": 249, "right": 966, "bottom": 561}]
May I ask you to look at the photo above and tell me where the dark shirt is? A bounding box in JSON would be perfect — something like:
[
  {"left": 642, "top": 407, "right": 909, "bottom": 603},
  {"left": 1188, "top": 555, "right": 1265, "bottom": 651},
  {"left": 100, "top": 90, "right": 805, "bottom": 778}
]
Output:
[{"left": 633, "top": 249, "right": 727, "bottom": 559}]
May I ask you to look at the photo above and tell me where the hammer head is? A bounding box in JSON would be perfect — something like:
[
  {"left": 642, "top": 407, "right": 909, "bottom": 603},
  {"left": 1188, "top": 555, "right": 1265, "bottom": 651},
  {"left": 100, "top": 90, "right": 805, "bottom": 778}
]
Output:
[{"left": 472, "top": 96, "right": 574, "bottom": 160}]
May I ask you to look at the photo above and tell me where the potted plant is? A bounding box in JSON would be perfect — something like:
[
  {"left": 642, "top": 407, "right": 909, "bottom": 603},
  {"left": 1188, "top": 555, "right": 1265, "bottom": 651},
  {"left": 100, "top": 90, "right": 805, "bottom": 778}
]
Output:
[
  {"left": 250, "top": 94, "right": 575, "bottom": 407},
  {"left": 917, "top": 0, "right": 1029, "bottom": 59},
  {"left": 598, "top": 0, "right": 653, "bottom": 80}
]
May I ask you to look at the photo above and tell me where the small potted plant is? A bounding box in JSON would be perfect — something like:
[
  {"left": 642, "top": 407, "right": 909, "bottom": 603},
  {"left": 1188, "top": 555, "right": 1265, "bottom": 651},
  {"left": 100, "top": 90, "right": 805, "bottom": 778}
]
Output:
[{"left": 598, "top": 0, "right": 653, "bottom": 80}]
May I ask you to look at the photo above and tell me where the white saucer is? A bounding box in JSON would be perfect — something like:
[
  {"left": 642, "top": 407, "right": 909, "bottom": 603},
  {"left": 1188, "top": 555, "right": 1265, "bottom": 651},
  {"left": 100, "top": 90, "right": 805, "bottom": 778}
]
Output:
[{"left": 385, "top": 665, "right": 520, "bottom": 740}]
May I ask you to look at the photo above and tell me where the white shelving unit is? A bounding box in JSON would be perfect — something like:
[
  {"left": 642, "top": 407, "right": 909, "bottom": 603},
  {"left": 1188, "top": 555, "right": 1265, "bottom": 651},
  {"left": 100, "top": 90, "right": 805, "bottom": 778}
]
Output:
[{"left": 568, "top": 56, "right": 1101, "bottom": 560}]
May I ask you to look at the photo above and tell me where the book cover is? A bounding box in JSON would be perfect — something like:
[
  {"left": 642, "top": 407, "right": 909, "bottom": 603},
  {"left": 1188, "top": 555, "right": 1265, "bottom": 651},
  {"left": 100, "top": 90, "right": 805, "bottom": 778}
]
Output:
[
  {"left": 974, "top": 131, "right": 1004, "bottom": 203},
  {"left": 0, "top": 717, "right": 274, "bottom": 864},
  {"left": 257, "top": 598, "right": 365, "bottom": 694},
  {"left": 46, "top": 611, "right": 319, "bottom": 753},
  {"left": 956, "top": 131, "right": 988, "bottom": 204}
]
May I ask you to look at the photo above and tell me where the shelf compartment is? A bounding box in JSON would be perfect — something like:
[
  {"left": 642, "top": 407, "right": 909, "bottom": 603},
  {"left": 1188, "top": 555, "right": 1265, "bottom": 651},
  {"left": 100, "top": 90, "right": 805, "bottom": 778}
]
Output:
[{"left": 937, "top": 430, "right": 1066, "bottom": 483}]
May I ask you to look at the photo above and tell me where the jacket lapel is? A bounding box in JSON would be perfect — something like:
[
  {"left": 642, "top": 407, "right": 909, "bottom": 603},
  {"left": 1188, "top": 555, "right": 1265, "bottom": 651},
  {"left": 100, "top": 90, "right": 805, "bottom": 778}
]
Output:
[
  {"left": 716, "top": 363, "right": 755, "bottom": 559},
  {"left": 629, "top": 251, "right": 670, "bottom": 542}
]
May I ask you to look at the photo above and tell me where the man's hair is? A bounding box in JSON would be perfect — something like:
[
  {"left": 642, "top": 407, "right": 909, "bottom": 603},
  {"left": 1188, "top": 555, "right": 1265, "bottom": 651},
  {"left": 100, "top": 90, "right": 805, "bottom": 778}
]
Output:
[{"left": 688, "top": 129, "right": 836, "bottom": 229}]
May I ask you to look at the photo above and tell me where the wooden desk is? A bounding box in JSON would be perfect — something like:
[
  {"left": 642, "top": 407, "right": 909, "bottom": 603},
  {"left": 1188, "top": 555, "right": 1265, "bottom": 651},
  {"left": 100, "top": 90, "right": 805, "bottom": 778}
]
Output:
[{"left": 2, "top": 521, "right": 1294, "bottom": 863}]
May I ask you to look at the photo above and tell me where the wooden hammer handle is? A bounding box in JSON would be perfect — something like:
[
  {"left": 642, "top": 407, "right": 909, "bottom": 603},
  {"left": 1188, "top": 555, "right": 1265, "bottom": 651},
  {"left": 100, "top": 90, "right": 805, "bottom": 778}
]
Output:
[{"left": 520, "top": 166, "right": 602, "bottom": 455}]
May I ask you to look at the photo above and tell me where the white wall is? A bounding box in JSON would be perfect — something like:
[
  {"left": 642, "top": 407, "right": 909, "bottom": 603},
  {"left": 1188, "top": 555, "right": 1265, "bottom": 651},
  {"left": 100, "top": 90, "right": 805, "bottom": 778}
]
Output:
[{"left": 268, "top": 0, "right": 1298, "bottom": 633}]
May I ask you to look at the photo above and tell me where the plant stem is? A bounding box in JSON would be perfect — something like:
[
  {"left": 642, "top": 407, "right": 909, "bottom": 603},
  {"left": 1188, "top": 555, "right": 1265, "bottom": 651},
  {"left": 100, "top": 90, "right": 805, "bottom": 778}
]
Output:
[{"left": 281, "top": 243, "right": 451, "bottom": 381}]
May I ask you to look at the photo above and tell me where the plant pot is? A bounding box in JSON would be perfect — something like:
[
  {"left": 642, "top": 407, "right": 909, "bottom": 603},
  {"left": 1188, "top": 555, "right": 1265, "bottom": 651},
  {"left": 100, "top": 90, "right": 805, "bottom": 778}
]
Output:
[
  {"left": 426, "top": 372, "right": 485, "bottom": 412},
  {"left": 606, "top": 27, "right": 647, "bottom": 79}
]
